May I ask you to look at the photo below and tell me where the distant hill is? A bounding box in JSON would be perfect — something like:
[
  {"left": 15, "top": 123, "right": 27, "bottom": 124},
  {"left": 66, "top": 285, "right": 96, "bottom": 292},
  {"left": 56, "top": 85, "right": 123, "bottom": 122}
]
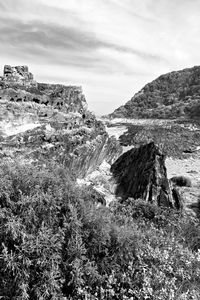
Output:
[{"left": 109, "top": 66, "right": 200, "bottom": 119}]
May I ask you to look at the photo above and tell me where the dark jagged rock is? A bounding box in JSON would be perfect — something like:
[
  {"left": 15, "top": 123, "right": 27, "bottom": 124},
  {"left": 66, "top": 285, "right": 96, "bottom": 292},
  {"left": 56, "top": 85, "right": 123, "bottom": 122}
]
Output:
[
  {"left": 109, "top": 65, "right": 200, "bottom": 119},
  {"left": 171, "top": 187, "right": 183, "bottom": 210},
  {"left": 0, "top": 65, "right": 122, "bottom": 177},
  {"left": 111, "top": 142, "right": 177, "bottom": 208}
]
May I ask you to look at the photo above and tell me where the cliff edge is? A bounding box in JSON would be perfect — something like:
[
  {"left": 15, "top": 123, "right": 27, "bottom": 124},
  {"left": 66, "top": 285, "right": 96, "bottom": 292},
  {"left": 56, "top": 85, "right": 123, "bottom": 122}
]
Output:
[{"left": 0, "top": 65, "right": 122, "bottom": 177}]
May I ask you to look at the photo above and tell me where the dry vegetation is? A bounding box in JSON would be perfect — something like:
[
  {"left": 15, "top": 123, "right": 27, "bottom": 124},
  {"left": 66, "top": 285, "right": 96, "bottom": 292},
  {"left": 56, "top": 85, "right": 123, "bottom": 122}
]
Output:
[{"left": 0, "top": 160, "right": 200, "bottom": 299}]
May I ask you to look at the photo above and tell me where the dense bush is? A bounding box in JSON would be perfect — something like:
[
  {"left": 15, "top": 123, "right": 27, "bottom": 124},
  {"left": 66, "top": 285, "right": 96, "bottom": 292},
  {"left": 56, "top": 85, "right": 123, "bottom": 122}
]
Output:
[
  {"left": 0, "top": 160, "right": 200, "bottom": 299},
  {"left": 110, "top": 66, "right": 200, "bottom": 120}
]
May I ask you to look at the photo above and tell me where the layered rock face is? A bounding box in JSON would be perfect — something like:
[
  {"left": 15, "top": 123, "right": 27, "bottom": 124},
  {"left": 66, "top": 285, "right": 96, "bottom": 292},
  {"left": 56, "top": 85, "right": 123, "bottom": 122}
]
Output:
[
  {"left": 2, "top": 65, "right": 36, "bottom": 86},
  {"left": 0, "top": 65, "right": 87, "bottom": 114},
  {"left": 109, "top": 66, "right": 200, "bottom": 119},
  {"left": 111, "top": 142, "right": 179, "bottom": 208},
  {"left": 0, "top": 65, "right": 122, "bottom": 177}
]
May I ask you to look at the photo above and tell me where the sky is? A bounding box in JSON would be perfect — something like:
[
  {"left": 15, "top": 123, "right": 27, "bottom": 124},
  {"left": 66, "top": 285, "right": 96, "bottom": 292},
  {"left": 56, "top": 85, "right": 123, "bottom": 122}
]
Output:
[{"left": 0, "top": 0, "right": 200, "bottom": 115}]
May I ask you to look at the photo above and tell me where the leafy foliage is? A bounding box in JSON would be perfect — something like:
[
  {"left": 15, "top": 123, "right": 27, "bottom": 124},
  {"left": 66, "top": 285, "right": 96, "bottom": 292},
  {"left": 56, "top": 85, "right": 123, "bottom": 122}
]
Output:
[{"left": 0, "top": 161, "right": 200, "bottom": 299}]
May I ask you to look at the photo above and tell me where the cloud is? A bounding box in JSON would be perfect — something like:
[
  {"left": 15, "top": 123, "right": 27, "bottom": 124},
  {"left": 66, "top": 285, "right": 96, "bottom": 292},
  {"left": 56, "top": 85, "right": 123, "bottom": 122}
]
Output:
[
  {"left": 0, "top": 19, "right": 96, "bottom": 51},
  {"left": 0, "top": 0, "right": 200, "bottom": 114},
  {"left": 0, "top": 16, "right": 161, "bottom": 59},
  {"left": 0, "top": 15, "right": 166, "bottom": 75},
  {"left": 99, "top": 42, "right": 166, "bottom": 62},
  {"left": 0, "top": 17, "right": 104, "bottom": 71}
]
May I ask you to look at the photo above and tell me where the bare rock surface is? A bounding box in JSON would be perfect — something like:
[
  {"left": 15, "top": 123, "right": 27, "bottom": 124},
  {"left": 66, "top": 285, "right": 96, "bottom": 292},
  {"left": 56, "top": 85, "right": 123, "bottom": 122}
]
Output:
[
  {"left": 104, "top": 118, "right": 200, "bottom": 216},
  {"left": 111, "top": 142, "right": 179, "bottom": 208},
  {"left": 0, "top": 65, "right": 122, "bottom": 178},
  {"left": 2, "top": 65, "right": 36, "bottom": 86},
  {"left": 0, "top": 65, "right": 87, "bottom": 114}
]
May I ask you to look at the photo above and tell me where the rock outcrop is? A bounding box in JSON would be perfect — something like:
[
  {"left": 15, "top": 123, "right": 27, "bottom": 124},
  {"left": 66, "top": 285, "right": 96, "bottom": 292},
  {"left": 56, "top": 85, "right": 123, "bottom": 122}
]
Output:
[
  {"left": 0, "top": 65, "right": 87, "bottom": 114},
  {"left": 0, "top": 65, "right": 122, "bottom": 177},
  {"left": 2, "top": 65, "right": 36, "bottom": 86},
  {"left": 109, "top": 65, "right": 200, "bottom": 119},
  {"left": 111, "top": 142, "right": 179, "bottom": 208},
  {"left": 170, "top": 176, "right": 192, "bottom": 187}
]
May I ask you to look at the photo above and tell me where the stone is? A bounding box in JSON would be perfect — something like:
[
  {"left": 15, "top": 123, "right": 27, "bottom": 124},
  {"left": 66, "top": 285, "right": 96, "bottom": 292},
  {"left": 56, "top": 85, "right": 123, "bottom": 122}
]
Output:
[
  {"left": 0, "top": 64, "right": 122, "bottom": 179},
  {"left": 171, "top": 187, "right": 183, "bottom": 210},
  {"left": 4, "top": 65, "right": 12, "bottom": 75},
  {"left": 0, "top": 65, "right": 87, "bottom": 114},
  {"left": 111, "top": 142, "right": 177, "bottom": 208}
]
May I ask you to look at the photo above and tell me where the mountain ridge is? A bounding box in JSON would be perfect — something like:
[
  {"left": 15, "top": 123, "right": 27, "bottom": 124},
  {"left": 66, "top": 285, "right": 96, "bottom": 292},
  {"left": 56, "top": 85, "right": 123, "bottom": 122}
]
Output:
[{"left": 109, "top": 65, "right": 200, "bottom": 119}]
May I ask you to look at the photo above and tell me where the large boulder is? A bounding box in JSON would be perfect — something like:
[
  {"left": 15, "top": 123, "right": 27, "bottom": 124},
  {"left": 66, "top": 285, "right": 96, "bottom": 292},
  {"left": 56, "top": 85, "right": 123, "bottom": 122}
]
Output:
[{"left": 111, "top": 142, "right": 177, "bottom": 208}]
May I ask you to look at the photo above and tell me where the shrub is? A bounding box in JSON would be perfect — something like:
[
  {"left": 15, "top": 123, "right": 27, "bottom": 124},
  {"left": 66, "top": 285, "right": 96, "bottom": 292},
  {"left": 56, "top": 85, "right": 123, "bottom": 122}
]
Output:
[{"left": 0, "top": 161, "right": 200, "bottom": 299}]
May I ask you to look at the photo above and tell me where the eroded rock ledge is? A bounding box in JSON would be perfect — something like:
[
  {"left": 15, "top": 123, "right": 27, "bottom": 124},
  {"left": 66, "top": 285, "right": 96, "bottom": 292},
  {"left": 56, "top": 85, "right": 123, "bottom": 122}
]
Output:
[
  {"left": 0, "top": 65, "right": 87, "bottom": 114},
  {"left": 0, "top": 65, "right": 122, "bottom": 177}
]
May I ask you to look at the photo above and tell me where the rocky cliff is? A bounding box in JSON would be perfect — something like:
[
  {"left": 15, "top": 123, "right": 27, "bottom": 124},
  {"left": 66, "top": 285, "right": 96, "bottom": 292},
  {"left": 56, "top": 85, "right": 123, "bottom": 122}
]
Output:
[
  {"left": 109, "top": 66, "right": 200, "bottom": 119},
  {"left": 0, "top": 65, "right": 122, "bottom": 177},
  {"left": 2, "top": 65, "right": 36, "bottom": 86},
  {"left": 0, "top": 65, "right": 87, "bottom": 114}
]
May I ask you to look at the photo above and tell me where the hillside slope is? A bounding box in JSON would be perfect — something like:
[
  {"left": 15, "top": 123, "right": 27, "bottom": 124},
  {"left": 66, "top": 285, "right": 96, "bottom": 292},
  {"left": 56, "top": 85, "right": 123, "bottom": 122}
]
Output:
[{"left": 109, "top": 66, "right": 200, "bottom": 119}]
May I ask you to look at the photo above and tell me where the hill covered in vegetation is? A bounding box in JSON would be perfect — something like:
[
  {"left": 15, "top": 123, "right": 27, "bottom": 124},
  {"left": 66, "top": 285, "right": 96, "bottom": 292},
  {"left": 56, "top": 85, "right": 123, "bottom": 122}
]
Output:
[{"left": 109, "top": 66, "right": 200, "bottom": 119}]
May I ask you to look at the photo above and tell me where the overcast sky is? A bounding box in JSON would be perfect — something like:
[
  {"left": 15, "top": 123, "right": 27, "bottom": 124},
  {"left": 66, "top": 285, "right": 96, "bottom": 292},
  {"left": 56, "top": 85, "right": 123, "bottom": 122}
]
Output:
[{"left": 0, "top": 0, "right": 200, "bottom": 115}]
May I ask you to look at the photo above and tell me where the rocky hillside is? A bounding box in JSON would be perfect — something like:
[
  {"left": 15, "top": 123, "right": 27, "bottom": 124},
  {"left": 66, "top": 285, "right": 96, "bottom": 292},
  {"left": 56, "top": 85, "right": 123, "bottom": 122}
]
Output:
[
  {"left": 109, "top": 66, "right": 200, "bottom": 119},
  {"left": 0, "top": 65, "right": 122, "bottom": 177},
  {"left": 0, "top": 65, "right": 87, "bottom": 113}
]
